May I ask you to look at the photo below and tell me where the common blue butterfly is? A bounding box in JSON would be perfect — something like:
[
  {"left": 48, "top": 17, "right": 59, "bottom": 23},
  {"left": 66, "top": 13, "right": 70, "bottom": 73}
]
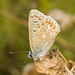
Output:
[{"left": 28, "top": 9, "right": 60, "bottom": 60}]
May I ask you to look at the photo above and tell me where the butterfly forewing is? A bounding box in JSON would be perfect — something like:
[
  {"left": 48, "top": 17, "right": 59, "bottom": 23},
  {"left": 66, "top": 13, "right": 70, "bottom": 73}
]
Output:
[{"left": 29, "top": 10, "right": 45, "bottom": 51}]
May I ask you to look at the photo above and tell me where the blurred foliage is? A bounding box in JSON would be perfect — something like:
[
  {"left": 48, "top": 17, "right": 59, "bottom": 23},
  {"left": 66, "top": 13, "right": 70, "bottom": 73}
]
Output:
[{"left": 0, "top": 0, "right": 75, "bottom": 75}]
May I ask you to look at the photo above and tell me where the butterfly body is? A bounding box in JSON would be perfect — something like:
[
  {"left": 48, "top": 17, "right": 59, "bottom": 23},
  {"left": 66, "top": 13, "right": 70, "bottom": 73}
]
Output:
[{"left": 28, "top": 9, "right": 60, "bottom": 60}]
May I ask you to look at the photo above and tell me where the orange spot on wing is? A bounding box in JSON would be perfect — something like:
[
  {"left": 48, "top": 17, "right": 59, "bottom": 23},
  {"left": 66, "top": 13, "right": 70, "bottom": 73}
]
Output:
[
  {"left": 46, "top": 21, "right": 48, "bottom": 23},
  {"left": 49, "top": 21, "right": 51, "bottom": 24},
  {"left": 50, "top": 24, "right": 53, "bottom": 26},
  {"left": 42, "top": 22, "right": 45, "bottom": 25},
  {"left": 38, "top": 25, "right": 41, "bottom": 28},
  {"left": 55, "top": 31, "right": 58, "bottom": 34},
  {"left": 53, "top": 27, "right": 56, "bottom": 29}
]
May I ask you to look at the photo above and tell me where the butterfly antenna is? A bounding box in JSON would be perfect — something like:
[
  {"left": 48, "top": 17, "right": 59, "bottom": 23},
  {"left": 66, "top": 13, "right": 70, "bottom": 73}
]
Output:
[
  {"left": 9, "top": 51, "right": 29, "bottom": 54},
  {"left": 22, "top": 55, "right": 28, "bottom": 68}
]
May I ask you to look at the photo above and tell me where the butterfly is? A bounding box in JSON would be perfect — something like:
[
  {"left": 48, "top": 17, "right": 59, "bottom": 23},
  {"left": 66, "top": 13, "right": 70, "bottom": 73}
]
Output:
[{"left": 28, "top": 9, "right": 60, "bottom": 60}]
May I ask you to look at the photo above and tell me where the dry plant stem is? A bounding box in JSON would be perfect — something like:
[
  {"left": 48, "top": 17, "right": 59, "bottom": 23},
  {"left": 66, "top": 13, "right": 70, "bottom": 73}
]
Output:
[
  {"left": 57, "top": 49, "right": 69, "bottom": 67},
  {"left": 0, "top": 9, "right": 27, "bottom": 26},
  {"left": 56, "top": 36, "right": 75, "bottom": 52}
]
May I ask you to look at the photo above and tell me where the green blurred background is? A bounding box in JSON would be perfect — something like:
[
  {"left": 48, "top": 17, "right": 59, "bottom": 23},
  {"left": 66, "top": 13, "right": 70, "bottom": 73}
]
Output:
[{"left": 0, "top": 0, "right": 75, "bottom": 75}]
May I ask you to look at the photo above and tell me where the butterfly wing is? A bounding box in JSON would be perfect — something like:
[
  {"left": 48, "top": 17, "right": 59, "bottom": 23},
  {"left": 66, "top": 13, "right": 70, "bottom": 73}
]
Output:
[
  {"left": 29, "top": 10, "right": 60, "bottom": 59},
  {"left": 29, "top": 9, "right": 46, "bottom": 53}
]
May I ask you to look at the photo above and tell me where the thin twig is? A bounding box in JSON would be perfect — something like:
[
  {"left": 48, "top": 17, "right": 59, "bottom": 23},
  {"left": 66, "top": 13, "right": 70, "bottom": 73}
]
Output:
[
  {"left": 57, "top": 49, "right": 69, "bottom": 68},
  {"left": 56, "top": 36, "right": 75, "bottom": 52},
  {"left": 0, "top": 9, "right": 27, "bottom": 26}
]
